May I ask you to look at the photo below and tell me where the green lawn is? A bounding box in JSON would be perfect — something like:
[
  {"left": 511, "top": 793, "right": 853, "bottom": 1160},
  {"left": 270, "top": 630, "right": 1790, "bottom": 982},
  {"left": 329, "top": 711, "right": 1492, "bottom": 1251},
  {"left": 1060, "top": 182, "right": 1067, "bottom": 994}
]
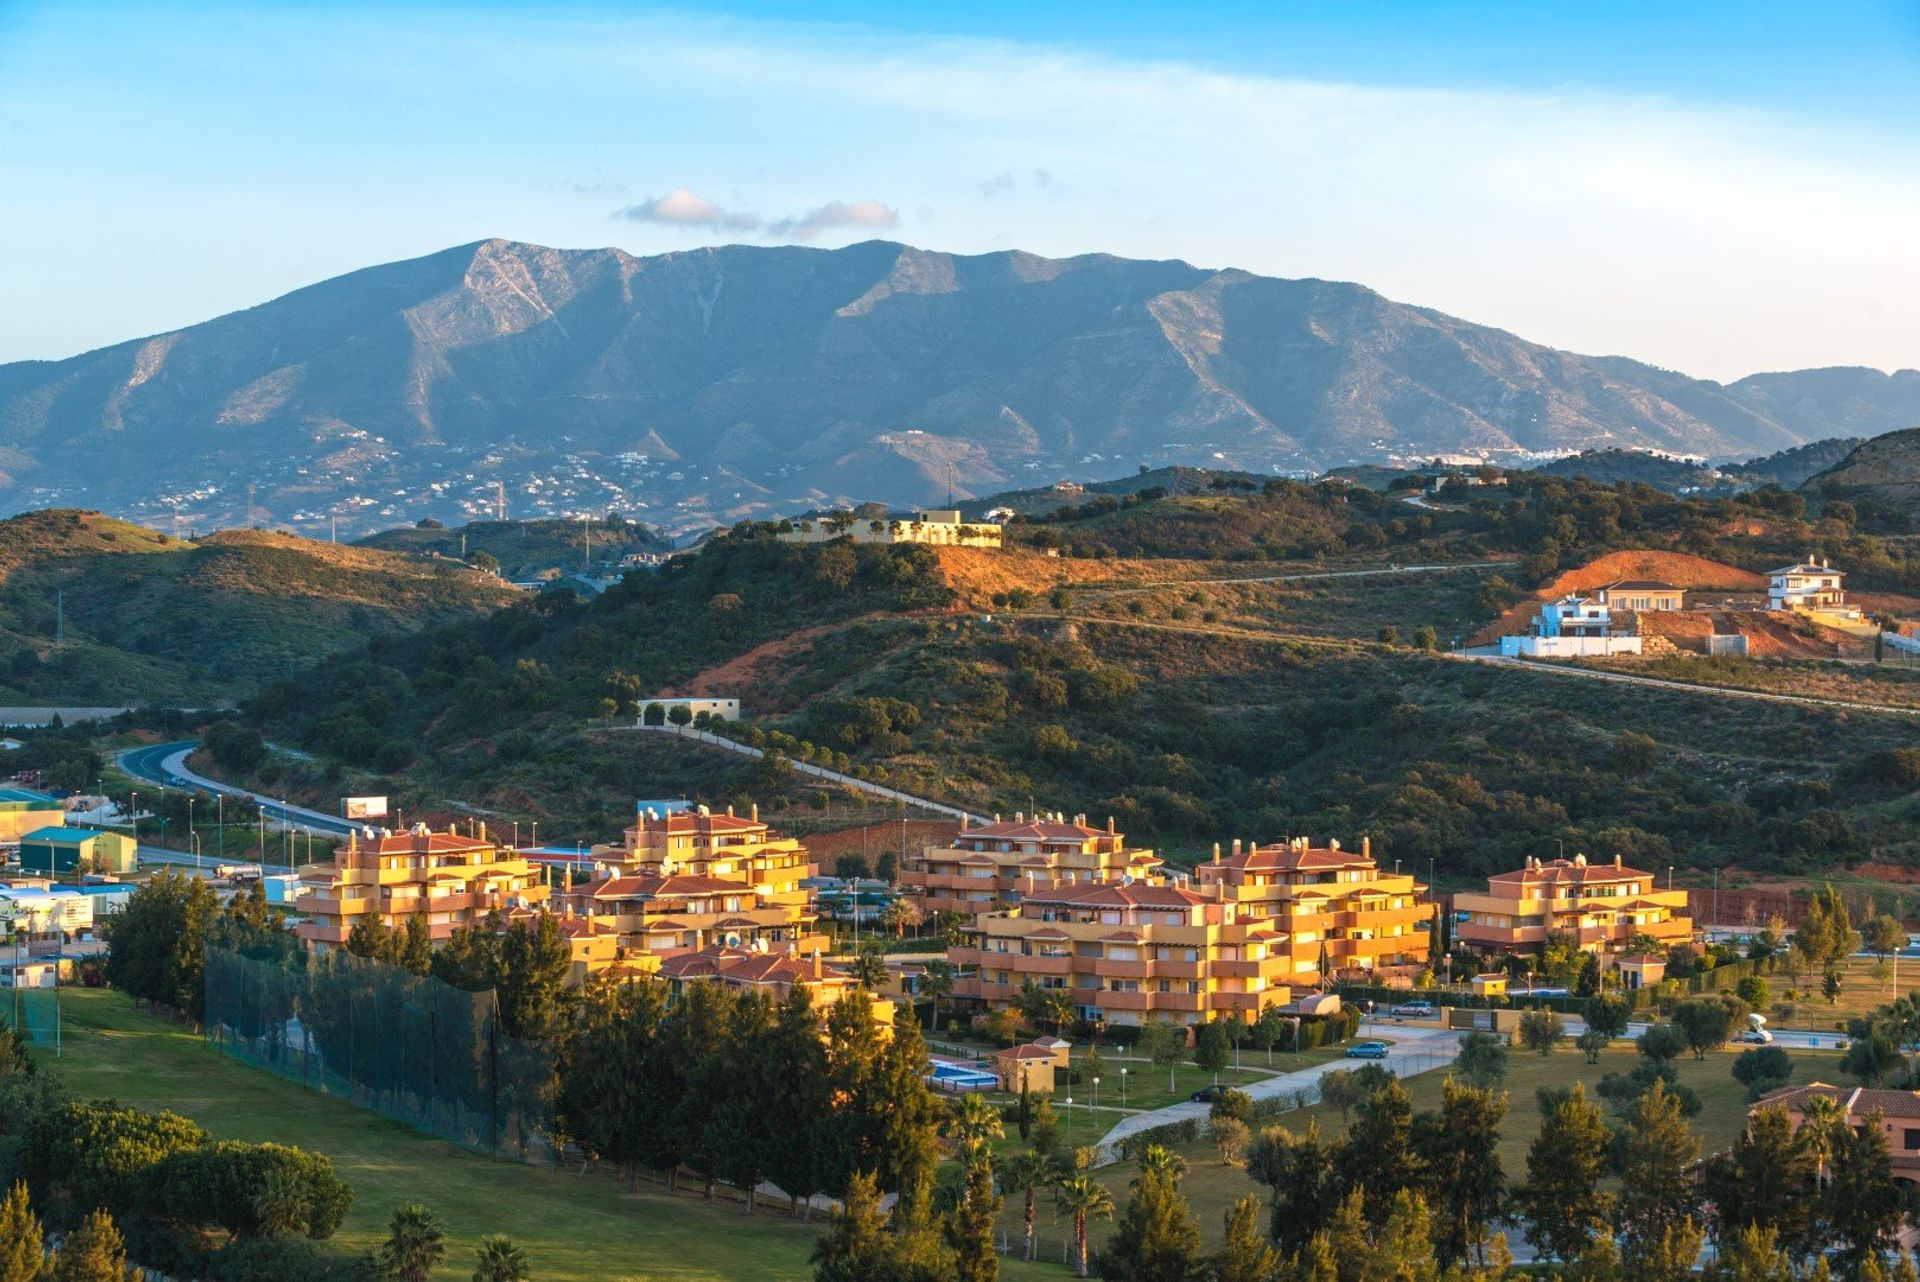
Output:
[
  {"left": 38, "top": 990, "right": 1063, "bottom": 1281},
  {"left": 996, "top": 1040, "right": 1847, "bottom": 1258},
  {"left": 1057, "top": 1046, "right": 1348, "bottom": 1114}
]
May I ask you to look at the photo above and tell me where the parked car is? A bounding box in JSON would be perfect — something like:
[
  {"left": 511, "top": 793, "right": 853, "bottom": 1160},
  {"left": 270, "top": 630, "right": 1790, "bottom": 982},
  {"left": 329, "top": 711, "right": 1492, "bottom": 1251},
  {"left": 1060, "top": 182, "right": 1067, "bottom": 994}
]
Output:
[
  {"left": 1189, "top": 1084, "right": 1231, "bottom": 1104},
  {"left": 1390, "top": 1001, "right": 1435, "bottom": 1018},
  {"left": 1736, "top": 1028, "right": 1774, "bottom": 1044},
  {"left": 1345, "top": 1041, "right": 1391, "bottom": 1059}
]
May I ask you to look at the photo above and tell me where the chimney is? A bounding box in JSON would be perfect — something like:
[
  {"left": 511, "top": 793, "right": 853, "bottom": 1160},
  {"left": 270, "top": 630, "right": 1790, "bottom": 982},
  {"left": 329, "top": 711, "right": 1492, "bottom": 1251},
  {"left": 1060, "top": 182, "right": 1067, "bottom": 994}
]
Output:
[
  {"left": 1015, "top": 811, "right": 1024, "bottom": 823},
  {"left": 477, "top": 821, "right": 486, "bottom": 842},
  {"left": 1231, "top": 839, "right": 1242, "bottom": 857},
  {"left": 750, "top": 803, "right": 759, "bottom": 822},
  {"left": 726, "top": 803, "right": 734, "bottom": 817},
  {"left": 1361, "top": 835, "right": 1371, "bottom": 859},
  {"left": 1614, "top": 854, "right": 1623, "bottom": 868},
  {"left": 994, "top": 813, "right": 1002, "bottom": 824},
  {"left": 811, "top": 947, "right": 823, "bottom": 979},
  {"left": 1329, "top": 838, "right": 1340, "bottom": 852},
  {"left": 1212, "top": 842, "right": 1221, "bottom": 864},
  {"left": 1106, "top": 815, "right": 1116, "bottom": 834}
]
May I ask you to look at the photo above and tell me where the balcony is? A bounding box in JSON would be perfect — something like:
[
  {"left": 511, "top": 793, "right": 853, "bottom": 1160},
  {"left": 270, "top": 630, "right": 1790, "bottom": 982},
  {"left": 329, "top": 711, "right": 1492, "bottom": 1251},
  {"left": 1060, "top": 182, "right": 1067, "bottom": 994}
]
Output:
[
  {"left": 1151, "top": 959, "right": 1204, "bottom": 981},
  {"left": 1091, "top": 957, "right": 1151, "bottom": 980},
  {"left": 295, "top": 893, "right": 373, "bottom": 917},
  {"left": 1150, "top": 992, "right": 1206, "bottom": 1014}
]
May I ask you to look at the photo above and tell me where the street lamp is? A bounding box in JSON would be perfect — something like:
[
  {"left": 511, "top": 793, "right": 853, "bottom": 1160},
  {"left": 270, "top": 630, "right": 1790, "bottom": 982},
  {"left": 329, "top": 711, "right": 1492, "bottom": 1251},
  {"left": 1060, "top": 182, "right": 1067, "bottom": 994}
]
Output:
[
  {"left": 1120, "top": 1066, "right": 1128, "bottom": 1106},
  {"left": 1065, "top": 1096, "right": 1074, "bottom": 1145},
  {"left": 1092, "top": 1076, "right": 1100, "bottom": 1112},
  {"left": 216, "top": 794, "right": 223, "bottom": 861},
  {"left": 1667, "top": 866, "right": 1675, "bottom": 893}
]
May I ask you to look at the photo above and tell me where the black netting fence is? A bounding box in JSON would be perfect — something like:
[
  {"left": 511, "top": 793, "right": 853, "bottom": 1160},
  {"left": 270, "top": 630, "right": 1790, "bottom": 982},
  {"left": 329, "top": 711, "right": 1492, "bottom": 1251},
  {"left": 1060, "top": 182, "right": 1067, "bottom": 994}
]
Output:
[{"left": 203, "top": 947, "right": 555, "bottom": 1161}]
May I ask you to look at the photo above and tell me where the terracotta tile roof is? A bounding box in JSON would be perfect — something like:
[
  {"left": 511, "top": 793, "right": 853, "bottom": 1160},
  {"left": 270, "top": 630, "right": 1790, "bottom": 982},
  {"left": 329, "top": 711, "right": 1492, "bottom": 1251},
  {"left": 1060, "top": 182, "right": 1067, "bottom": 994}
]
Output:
[
  {"left": 1488, "top": 858, "right": 1653, "bottom": 886},
  {"left": 962, "top": 820, "right": 1106, "bottom": 841},
  {"left": 1215, "top": 843, "right": 1372, "bottom": 872},
  {"left": 1101, "top": 929, "right": 1145, "bottom": 942},
  {"left": 1603, "top": 580, "right": 1682, "bottom": 592},
  {"left": 351, "top": 830, "right": 497, "bottom": 856},
  {"left": 1025, "top": 927, "right": 1071, "bottom": 941},
  {"left": 1750, "top": 1082, "right": 1920, "bottom": 1120},
  {"left": 656, "top": 944, "right": 845, "bottom": 987},
  {"left": 586, "top": 873, "right": 753, "bottom": 899},
  {"left": 995, "top": 1045, "right": 1057, "bottom": 1061},
  {"left": 635, "top": 811, "right": 768, "bottom": 835},
  {"left": 1024, "top": 882, "right": 1207, "bottom": 910}
]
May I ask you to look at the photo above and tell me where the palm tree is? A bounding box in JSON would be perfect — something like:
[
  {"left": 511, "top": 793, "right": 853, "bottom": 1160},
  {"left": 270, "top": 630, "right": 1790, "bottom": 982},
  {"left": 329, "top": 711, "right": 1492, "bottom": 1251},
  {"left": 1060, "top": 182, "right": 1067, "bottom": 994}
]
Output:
[
  {"left": 920, "top": 959, "right": 956, "bottom": 1033},
  {"left": 1134, "top": 1143, "right": 1187, "bottom": 1186},
  {"left": 850, "top": 940, "right": 888, "bottom": 990},
  {"left": 946, "top": 1091, "right": 1006, "bottom": 1146},
  {"left": 380, "top": 1204, "right": 448, "bottom": 1282},
  {"left": 1001, "top": 1149, "right": 1055, "bottom": 1261},
  {"left": 252, "top": 1168, "right": 311, "bottom": 1236},
  {"left": 1054, "top": 1173, "right": 1115, "bottom": 1278},
  {"left": 881, "top": 898, "right": 924, "bottom": 939},
  {"left": 1801, "top": 1092, "right": 1845, "bottom": 1187},
  {"left": 472, "top": 1234, "right": 532, "bottom": 1282}
]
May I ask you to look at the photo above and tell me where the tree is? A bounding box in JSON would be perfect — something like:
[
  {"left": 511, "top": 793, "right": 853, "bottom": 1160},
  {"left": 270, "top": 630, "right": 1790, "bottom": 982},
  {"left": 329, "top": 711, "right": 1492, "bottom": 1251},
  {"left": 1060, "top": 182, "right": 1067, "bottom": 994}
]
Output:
[
  {"left": 1825, "top": 1107, "right": 1904, "bottom": 1273},
  {"left": 1247, "top": 1121, "right": 1337, "bottom": 1256},
  {"left": 1844, "top": 1015, "right": 1905, "bottom": 1084},
  {"left": 1731, "top": 1045, "right": 1794, "bottom": 1101},
  {"left": 103, "top": 868, "right": 220, "bottom": 1021},
  {"left": 1209, "top": 1117, "right": 1249, "bottom": 1166},
  {"left": 1671, "top": 994, "right": 1743, "bottom": 1059},
  {"left": 472, "top": 1234, "right": 531, "bottom": 1282},
  {"left": 0, "top": 1181, "right": 43, "bottom": 1282},
  {"left": 1210, "top": 1195, "right": 1280, "bottom": 1282},
  {"left": 1701, "top": 1105, "right": 1814, "bottom": 1256},
  {"left": 1412, "top": 1076, "right": 1506, "bottom": 1266},
  {"left": 1337, "top": 1079, "right": 1421, "bottom": 1225},
  {"left": 1095, "top": 1162, "right": 1200, "bottom": 1282},
  {"left": 1451, "top": 1029, "right": 1508, "bottom": 1089},
  {"left": 1138, "top": 1019, "right": 1185, "bottom": 1093},
  {"left": 1517, "top": 1008, "right": 1565, "bottom": 1055},
  {"left": 397, "top": 914, "right": 433, "bottom": 977},
  {"left": 1703, "top": 1225, "right": 1798, "bottom": 1282},
  {"left": 881, "top": 899, "right": 924, "bottom": 939},
  {"left": 46, "top": 1208, "right": 127, "bottom": 1282},
  {"left": 1515, "top": 1083, "right": 1613, "bottom": 1263},
  {"left": 1613, "top": 1080, "right": 1700, "bottom": 1255},
  {"left": 870, "top": 1005, "right": 945, "bottom": 1221},
  {"left": 1621, "top": 1217, "right": 1705, "bottom": 1282},
  {"left": 1636, "top": 1022, "right": 1688, "bottom": 1068},
  {"left": 1865, "top": 913, "right": 1906, "bottom": 976},
  {"left": 850, "top": 940, "right": 889, "bottom": 991},
  {"left": 495, "top": 912, "right": 578, "bottom": 1042},
  {"left": 1001, "top": 1148, "right": 1054, "bottom": 1262},
  {"left": 1056, "top": 1174, "right": 1117, "bottom": 1279},
  {"left": 1193, "top": 1021, "right": 1229, "bottom": 1078},
  {"left": 946, "top": 1152, "right": 1000, "bottom": 1282},
  {"left": 1251, "top": 1006, "right": 1289, "bottom": 1068},
  {"left": 945, "top": 1093, "right": 1005, "bottom": 1148},
  {"left": 379, "top": 1204, "right": 447, "bottom": 1282},
  {"left": 812, "top": 1171, "right": 900, "bottom": 1282},
  {"left": 919, "top": 960, "right": 955, "bottom": 1032}
]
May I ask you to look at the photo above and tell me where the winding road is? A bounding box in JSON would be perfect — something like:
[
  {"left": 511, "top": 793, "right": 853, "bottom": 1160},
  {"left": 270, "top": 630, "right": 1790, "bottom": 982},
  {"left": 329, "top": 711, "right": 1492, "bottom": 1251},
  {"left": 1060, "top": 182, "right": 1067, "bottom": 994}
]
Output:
[{"left": 116, "top": 740, "right": 363, "bottom": 840}]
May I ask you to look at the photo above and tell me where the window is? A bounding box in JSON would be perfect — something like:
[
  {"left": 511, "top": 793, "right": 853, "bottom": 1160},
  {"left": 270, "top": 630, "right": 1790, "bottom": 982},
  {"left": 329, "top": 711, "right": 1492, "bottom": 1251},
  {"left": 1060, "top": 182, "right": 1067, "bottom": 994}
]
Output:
[{"left": 1904, "top": 1128, "right": 1920, "bottom": 1151}]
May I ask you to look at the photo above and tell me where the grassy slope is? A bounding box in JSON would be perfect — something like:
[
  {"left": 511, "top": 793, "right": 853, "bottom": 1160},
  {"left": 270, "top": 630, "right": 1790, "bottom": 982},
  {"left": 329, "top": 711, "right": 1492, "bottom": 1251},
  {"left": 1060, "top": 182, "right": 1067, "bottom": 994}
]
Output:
[
  {"left": 44, "top": 989, "right": 1060, "bottom": 1282},
  {"left": 0, "top": 511, "right": 516, "bottom": 702}
]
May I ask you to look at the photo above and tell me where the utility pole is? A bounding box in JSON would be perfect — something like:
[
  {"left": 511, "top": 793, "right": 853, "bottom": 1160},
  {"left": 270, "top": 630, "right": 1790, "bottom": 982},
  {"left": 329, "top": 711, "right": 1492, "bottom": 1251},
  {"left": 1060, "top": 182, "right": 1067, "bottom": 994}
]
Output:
[
  {"left": 496, "top": 481, "right": 507, "bottom": 522},
  {"left": 247, "top": 483, "right": 256, "bottom": 528},
  {"left": 54, "top": 589, "right": 63, "bottom": 643},
  {"left": 330, "top": 512, "right": 338, "bottom": 544}
]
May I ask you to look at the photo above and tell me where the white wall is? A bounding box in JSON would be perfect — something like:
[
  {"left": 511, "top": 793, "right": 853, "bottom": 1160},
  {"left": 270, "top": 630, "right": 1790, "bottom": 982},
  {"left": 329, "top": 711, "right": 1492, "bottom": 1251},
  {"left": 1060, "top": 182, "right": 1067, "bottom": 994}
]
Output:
[{"left": 1499, "top": 635, "right": 1643, "bottom": 658}]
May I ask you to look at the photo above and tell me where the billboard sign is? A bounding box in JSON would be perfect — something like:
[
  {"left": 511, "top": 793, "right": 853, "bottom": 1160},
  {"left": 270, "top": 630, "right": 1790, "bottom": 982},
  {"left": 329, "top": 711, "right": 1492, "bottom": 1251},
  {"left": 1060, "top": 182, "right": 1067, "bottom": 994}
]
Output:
[{"left": 342, "top": 796, "right": 389, "bottom": 820}]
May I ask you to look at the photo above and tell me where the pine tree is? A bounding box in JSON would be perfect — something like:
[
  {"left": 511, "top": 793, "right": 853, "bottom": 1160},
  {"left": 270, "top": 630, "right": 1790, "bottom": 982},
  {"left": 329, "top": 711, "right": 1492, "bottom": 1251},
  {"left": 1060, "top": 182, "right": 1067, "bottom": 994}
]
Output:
[
  {"left": 1246, "top": 1119, "right": 1337, "bottom": 1254},
  {"left": 398, "top": 913, "right": 433, "bottom": 977},
  {"left": 1337, "top": 1079, "right": 1422, "bottom": 1224},
  {"left": 1704, "top": 1224, "right": 1795, "bottom": 1282},
  {"left": 711, "top": 989, "right": 775, "bottom": 1210},
  {"left": 0, "top": 1181, "right": 45, "bottom": 1282},
  {"left": 1210, "top": 1195, "right": 1279, "bottom": 1282},
  {"left": 1613, "top": 1079, "right": 1699, "bottom": 1254},
  {"left": 1701, "top": 1104, "right": 1814, "bottom": 1254},
  {"left": 1413, "top": 1076, "right": 1506, "bottom": 1266},
  {"left": 945, "top": 1153, "right": 1000, "bottom": 1282},
  {"left": 345, "top": 913, "right": 395, "bottom": 963},
  {"left": 46, "top": 1208, "right": 128, "bottom": 1282},
  {"left": 1621, "top": 1217, "right": 1703, "bottom": 1282},
  {"left": 494, "top": 912, "right": 577, "bottom": 1041},
  {"left": 1514, "top": 1083, "right": 1614, "bottom": 1262},
  {"left": 764, "top": 986, "right": 831, "bottom": 1219},
  {"left": 659, "top": 979, "right": 736, "bottom": 1200},
  {"left": 816, "top": 992, "right": 886, "bottom": 1200},
  {"left": 1094, "top": 1165, "right": 1201, "bottom": 1282}
]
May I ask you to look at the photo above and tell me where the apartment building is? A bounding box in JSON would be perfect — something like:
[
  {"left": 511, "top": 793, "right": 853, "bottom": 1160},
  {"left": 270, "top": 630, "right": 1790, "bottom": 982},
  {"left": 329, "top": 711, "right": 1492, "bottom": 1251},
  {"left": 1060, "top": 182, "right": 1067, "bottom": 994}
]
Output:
[
  {"left": 951, "top": 881, "right": 1294, "bottom": 1028},
  {"left": 1192, "top": 836, "right": 1430, "bottom": 981},
  {"left": 555, "top": 871, "right": 823, "bottom": 958},
  {"left": 656, "top": 944, "right": 896, "bottom": 1025},
  {"left": 1451, "top": 853, "right": 1693, "bottom": 957},
  {"left": 594, "top": 803, "right": 816, "bottom": 918},
  {"left": 294, "top": 823, "right": 549, "bottom": 949},
  {"left": 897, "top": 811, "right": 1165, "bottom": 917}
]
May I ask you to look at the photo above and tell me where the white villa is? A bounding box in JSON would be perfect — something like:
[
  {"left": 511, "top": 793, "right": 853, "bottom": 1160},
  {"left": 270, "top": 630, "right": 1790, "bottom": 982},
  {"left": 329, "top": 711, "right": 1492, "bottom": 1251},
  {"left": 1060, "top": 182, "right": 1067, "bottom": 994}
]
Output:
[
  {"left": 1499, "top": 593, "right": 1643, "bottom": 658},
  {"left": 1769, "top": 557, "right": 1857, "bottom": 619}
]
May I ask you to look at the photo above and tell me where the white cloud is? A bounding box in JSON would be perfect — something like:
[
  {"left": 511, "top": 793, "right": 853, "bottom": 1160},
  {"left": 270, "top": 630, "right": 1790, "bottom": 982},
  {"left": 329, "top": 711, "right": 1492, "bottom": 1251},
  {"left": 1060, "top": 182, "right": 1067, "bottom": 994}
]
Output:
[
  {"left": 765, "top": 199, "right": 899, "bottom": 241},
  {"left": 616, "top": 186, "right": 761, "bottom": 231}
]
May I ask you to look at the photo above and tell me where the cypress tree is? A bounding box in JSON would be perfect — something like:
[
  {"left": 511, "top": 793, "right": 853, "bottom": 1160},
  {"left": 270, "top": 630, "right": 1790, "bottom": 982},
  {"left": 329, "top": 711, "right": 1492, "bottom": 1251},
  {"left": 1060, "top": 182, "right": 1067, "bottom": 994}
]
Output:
[
  {"left": 764, "top": 986, "right": 832, "bottom": 1219},
  {"left": 1613, "top": 1079, "right": 1700, "bottom": 1254},
  {"left": 946, "top": 1155, "right": 1001, "bottom": 1282},
  {"left": 1211, "top": 1195, "right": 1280, "bottom": 1282},
  {"left": 871, "top": 1003, "right": 943, "bottom": 1223},
  {"left": 811, "top": 1171, "right": 895, "bottom": 1282},
  {"left": 1413, "top": 1076, "right": 1506, "bottom": 1266}
]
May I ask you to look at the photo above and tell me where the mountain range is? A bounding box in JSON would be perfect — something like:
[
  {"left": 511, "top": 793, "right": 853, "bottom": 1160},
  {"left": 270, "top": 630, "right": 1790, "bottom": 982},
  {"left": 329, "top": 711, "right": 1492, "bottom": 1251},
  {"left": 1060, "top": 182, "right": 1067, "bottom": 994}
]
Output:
[{"left": 3, "top": 238, "right": 1917, "bottom": 536}]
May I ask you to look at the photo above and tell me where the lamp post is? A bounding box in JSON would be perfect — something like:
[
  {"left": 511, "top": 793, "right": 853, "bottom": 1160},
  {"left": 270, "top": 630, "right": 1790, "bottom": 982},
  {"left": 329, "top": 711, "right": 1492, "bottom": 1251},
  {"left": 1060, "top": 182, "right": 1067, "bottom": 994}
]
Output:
[
  {"left": 1092, "top": 1076, "right": 1100, "bottom": 1112},
  {"left": 187, "top": 795, "right": 195, "bottom": 860},
  {"left": 190, "top": 831, "right": 200, "bottom": 871},
  {"left": 1120, "top": 1066, "right": 1128, "bottom": 1106},
  {"left": 1668, "top": 866, "right": 1675, "bottom": 893},
  {"left": 216, "top": 794, "right": 223, "bottom": 862},
  {"left": 1065, "top": 1096, "right": 1074, "bottom": 1145}
]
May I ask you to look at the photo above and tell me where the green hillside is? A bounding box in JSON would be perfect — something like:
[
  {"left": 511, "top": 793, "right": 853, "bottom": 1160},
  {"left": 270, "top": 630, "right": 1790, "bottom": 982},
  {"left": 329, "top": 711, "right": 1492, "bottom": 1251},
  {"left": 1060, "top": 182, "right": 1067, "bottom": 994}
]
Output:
[
  {"left": 239, "top": 497, "right": 1920, "bottom": 883},
  {"left": 356, "top": 516, "right": 672, "bottom": 579},
  {"left": 0, "top": 510, "right": 518, "bottom": 703}
]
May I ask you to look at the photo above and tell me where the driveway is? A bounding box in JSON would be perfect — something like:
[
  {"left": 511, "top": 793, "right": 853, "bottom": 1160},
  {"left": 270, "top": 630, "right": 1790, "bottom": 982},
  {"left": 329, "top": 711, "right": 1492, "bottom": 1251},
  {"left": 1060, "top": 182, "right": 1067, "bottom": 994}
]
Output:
[{"left": 1094, "top": 1025, "right": 1464, "bottom": 1154}]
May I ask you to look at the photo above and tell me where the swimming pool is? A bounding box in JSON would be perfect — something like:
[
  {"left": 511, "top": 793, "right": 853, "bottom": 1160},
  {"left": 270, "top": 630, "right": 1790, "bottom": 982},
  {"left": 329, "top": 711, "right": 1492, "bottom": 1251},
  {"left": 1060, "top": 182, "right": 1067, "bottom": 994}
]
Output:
[{"left": 927, "top": 1061, "right": 999, "bottom": 1093}]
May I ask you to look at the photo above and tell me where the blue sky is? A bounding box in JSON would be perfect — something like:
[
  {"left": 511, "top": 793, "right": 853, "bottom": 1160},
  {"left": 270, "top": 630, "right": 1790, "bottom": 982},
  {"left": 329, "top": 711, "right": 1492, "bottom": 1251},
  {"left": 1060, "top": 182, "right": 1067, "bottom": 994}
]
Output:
[{"left": 1, "top": 1, "right": 1916, "bottom": 378}]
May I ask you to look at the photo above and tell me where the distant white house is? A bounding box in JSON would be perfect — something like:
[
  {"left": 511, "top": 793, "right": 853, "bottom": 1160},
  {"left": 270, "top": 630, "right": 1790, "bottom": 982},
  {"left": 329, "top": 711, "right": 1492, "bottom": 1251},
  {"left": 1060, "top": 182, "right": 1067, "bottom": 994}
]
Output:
[
  {"left": 1768, "top": 557, "right": 1855, "bottom": 616},
  {"left": 778, "top": 509, "right": 1002, "bottom": 549},
  {"left": 1499, "top": 594, "right": 1643, "bottom": 658},
  {"left": 638, "top": 697, "right": 740, "bottom": 724}
]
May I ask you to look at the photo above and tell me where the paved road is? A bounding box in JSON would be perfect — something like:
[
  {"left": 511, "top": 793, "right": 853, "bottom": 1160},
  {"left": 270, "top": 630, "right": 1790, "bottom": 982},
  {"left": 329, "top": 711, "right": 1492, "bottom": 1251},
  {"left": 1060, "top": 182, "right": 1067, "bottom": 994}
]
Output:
[
  {"left": 1075, "top": 560, "right": 1510, "bottom": 593},
  {"left": 1446, "top": 650, "right": 1920, "bottom": 717},
  {"left": 116, "top": 740, "right": 362, "bottom": 839},
  {"left": 1094, "top": 1026, "right": 1463, "bottom": 1153},
  {"left": 605, "top": 724, "right": 988, "bottom": 823}
]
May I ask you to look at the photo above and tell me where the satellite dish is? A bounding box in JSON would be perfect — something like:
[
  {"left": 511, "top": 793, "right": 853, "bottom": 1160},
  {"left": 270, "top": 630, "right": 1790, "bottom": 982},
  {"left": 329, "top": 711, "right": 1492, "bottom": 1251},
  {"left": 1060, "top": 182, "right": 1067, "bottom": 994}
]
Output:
[{"left": 724, "top": 932, "right": 741, "bottom": 948}]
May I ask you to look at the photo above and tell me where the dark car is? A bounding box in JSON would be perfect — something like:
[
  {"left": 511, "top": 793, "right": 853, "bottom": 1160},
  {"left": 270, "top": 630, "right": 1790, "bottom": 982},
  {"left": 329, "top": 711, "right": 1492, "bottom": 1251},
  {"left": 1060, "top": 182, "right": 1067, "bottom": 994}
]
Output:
[{"left": 1189, "top": 1084, "right": 1231, "bottom": 1104}]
